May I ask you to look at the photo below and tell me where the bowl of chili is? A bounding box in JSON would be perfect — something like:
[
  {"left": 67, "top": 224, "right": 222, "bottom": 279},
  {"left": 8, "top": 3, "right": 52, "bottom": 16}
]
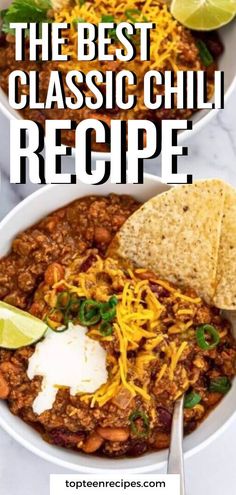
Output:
[
  {"left": 0, "top": 175, "right": 235, "bottom": 473},
  {"left": 0, "top": 1, "right": 236, "bottom": 155}
]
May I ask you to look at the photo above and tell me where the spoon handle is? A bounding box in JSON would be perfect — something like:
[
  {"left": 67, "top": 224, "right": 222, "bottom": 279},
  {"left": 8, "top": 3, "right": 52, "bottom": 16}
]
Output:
[{"left": 167, "top": 395, "right": 186, "bottom": 495}]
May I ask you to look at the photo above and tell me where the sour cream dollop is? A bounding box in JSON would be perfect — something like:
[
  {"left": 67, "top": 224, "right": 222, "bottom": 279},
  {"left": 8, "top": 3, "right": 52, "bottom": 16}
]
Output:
[{"left": 27, "top": 323, "right": 108, "bottom": 415}]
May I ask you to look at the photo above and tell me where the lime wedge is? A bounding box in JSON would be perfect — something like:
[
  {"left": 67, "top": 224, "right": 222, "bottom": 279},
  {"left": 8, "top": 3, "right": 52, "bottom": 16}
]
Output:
[
  {"left": 0, "top": 301, "right": 47, "bottom": 349},
  {"left": 170, "top": 0, "right": 236, "bottom": 31}
]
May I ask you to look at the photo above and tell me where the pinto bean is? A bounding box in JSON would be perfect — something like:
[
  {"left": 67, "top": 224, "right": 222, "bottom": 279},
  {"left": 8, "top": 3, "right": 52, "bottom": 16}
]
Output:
[
  {"left": 135, "top": 270, "right": 156, "bottom": 280},
  {"left": 154, "top": 432, "right": 170, "bottom": 449},
  {"left": 204, "top": 392, "right": 222, "bottom": 407},
  {"left": 0, "top": 372, "right": 9, "bottom": 399},
  {"left": 44, "top": 263, "right": 64, "bottom": 285},
  {"left": 44, "top": 220, "right": 57, "bottom": 233},
  {"left": 82, "top": 432, "right": 104, "bottom": 453},
  {"left": 94, "top": 227, "right": 111, "bottom": 245},
  {"left": 0, "top": 362, "right": 19, "bottom": 374},
  {"left": 97, "top": 427, "right": 130, "bottom": 442},
  {"left": 6, "top": 34, "right": 15, "bottom": 43}
]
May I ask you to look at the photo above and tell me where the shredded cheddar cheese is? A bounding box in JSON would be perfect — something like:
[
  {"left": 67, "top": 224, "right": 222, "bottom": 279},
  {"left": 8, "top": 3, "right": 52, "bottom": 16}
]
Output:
[
  {"left": 169, "top": 341, "right": 188, "bottom": 381},
  {"left": 54, "top": 1, "right": 185, "bottom": 73},
  {"left": 156, "top": 363, "right": 167, "bottom": 382},
  {"left": 46, "top": 255, "right": 210, "bottom": 407},
  {"left": 49, "top": 0, "right": 215, "bottom": 119}
]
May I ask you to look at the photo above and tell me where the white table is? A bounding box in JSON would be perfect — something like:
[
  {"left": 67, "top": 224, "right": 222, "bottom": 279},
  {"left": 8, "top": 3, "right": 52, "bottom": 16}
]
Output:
[{"left": 0, "top": 89, "right": 236, "bottom": 495}]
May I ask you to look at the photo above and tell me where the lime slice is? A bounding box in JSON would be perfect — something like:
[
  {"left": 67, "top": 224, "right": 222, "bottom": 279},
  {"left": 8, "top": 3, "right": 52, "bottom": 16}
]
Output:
[
  {"left": 0, "top": 301, "right": 47, "bottom": 349},
  {"left": 170, "top": 0, "right": 236, "bottom": 31}
]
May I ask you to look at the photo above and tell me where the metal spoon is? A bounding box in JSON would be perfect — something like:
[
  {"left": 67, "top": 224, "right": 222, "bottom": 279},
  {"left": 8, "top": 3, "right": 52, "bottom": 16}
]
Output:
[{"left": 167, "top": 395, "right": 186, "bottom": 495}]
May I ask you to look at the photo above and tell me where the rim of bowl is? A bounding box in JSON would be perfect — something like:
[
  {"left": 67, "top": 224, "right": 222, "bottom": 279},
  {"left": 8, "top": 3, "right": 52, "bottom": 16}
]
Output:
[
  {"left": 0, "top": 407, "right": 235, "bottom": 474},
  {"left": 0, "top": 173, "right": 236, "bottom": 472}
]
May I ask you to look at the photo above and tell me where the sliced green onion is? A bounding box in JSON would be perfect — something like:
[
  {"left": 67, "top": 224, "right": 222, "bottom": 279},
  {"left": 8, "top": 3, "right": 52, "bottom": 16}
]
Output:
[
  {"left": 56, "top": 291, "right": 71, "bottom": 310},
  {"left": 209, "top": 377, "right": 231, "bottom": 394},
  {"left": 46, "top": 310, "right": 69, "bottom": 333},
  {"left": 79, "top": 300, "right": 101, "bottom": 326},
  {"left": 100, "top": 304, "right": 116, "bottom": 322},
  {"left": 101, "top": 14, "right": 115, "bottom": 23},
  {"left": 184, "top": 391, "right": 202, "bottom": 409},
  {"left": 197, "top": 40, "right": 214, "bottom": 67},
  {"left": 129, "top": 410, "right": 150, "bottom": 437},
  {"left": 100, "top": 321, "right": 113, "bottom": 336},
  {"left": 196, "top": 324, "right": 220, "bottom": 350},
  {"left": 101, "top": 15, "right": 117, "bottom": 40},
  {"left": 100, "top": 296, "right": 118, "bottom": 321},
  {"left": 51, "top": 324, "right": 69, "bottom": 333},
  {"left": 73, "top": 17, "right": 85, "bottom": 28},
  {"left": 68, "top": 294, "right": 81, "bottom": 314},
  {"left": 56, "top": 292, "right": 81, "bottom": 327},
  {"left": 109, "top": 295, "right": 118, "bottom": 307},
  {"left": 125, "top": 8, "right": 141, "bottom": 22}
]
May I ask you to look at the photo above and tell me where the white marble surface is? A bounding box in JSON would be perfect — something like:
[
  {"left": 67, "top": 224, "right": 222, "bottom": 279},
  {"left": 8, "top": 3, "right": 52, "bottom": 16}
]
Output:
[{"left": 0, "top": 89, "right": 236, "bottom": 495}]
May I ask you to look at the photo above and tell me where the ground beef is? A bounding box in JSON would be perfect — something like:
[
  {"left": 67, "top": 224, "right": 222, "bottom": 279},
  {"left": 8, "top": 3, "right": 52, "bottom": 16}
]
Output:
[{"left": 0, "top": 194, "right": 140, "bottom": 309}]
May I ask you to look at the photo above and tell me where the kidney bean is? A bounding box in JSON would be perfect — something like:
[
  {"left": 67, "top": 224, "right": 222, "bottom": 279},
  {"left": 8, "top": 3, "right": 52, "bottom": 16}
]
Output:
[
  {"left": 49, "top": 429, "right": 84, "bottom": 448},
  {"left": 80, "top": 255, "right": 97, "bottom": 273},
  {"left": 0, "top": 34, "right": 6, "bottom": 47},
  {"left": 128, "top": 441, "right": 148, "bottom": 457},
  {"left": 157, "top": 408, "right": 172, "bottom": 431},
  {"left": 196, "top": 31, "right": 224, "bottom": 58},
  {"left": 184, "top": 420, "right": 197, "bottom": 434},
  {"left": 205, "top": 36, "right": 224, "bottom": 57},
  {"left": 149, "top": 283, "right": 169, "bottom": 298}
]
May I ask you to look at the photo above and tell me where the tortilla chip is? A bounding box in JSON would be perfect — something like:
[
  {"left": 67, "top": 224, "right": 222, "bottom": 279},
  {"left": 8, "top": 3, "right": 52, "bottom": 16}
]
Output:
[
  {"left": 115, "top": 180, "right": 226, "bottom": 304},
  {"left": 213, "top": 184, "right": 236, "bottom": 309}
]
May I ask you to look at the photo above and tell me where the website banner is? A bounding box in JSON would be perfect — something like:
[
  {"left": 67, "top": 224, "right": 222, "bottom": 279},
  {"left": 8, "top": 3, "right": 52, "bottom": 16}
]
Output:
[{"left": 50, "top": 475, "right": 180, "bottom": 495}]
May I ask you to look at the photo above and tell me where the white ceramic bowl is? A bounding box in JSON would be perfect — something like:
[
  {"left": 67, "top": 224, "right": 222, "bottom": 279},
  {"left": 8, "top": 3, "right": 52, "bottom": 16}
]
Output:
[
  {"left": 0, "top": 174, "right": 235, "bottom": 473},
  {"left": 0, "top": 21, "right": 236, "bottom": 157}
]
